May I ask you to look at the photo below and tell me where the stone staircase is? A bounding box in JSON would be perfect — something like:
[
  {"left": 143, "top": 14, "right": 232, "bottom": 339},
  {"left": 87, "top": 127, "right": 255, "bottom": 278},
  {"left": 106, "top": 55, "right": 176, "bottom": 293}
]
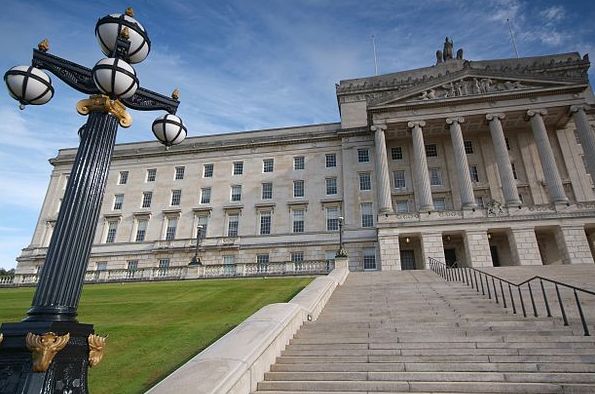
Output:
[{"left": 254, "top": 270, "right": 595, "bottom": 393}]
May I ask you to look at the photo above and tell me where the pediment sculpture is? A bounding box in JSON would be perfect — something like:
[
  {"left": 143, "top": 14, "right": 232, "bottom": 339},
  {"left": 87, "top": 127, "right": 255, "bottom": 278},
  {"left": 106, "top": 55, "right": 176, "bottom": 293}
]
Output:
[
  {"left": 416, "top": 77, "right": 534, "bottom": 101},
  {"left": 486, "top": 199, "right": 506, "bottom": 217}
]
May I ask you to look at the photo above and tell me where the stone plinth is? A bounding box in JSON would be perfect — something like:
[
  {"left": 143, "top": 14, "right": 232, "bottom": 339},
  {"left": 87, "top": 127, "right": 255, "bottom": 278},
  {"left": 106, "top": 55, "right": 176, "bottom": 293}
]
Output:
[
  {"left": 464, "top": 230, "right": 493, "bottom": 267},
  {"left": 508, "top": 228, "right": 542, "bottom": 266},
  {"left": 555, "top": 225, "right": 594, "bottom": 265}
]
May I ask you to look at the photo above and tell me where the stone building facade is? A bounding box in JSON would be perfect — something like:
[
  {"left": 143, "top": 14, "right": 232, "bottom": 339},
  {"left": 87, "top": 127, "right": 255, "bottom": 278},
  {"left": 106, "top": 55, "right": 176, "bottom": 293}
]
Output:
[{"left": 15, "top": 49, "right": 595, "bottom": 276}]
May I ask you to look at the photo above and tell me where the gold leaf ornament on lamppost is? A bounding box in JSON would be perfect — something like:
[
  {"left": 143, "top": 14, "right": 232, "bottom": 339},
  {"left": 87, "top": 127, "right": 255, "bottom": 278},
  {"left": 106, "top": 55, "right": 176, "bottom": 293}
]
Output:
[
  {"left": 88, "top": 334, "right": 108, "bottom": 367},
  {"left": 25, "top": 332, "right": 70, "bottom": 372}
]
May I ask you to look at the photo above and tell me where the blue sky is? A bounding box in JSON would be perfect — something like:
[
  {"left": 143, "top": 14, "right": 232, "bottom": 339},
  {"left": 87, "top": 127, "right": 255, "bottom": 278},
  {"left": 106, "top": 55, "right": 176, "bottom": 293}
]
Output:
[{"left": 0, "top": 0, "right": 594, "bottom": 269}]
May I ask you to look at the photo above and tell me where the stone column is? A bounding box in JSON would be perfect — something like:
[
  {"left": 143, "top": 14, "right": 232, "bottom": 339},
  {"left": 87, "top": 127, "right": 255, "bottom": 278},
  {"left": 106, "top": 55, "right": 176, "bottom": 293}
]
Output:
[
  {"left": 526, "top": 109, "right": 568, "bottom": 203},
  {"left": 464, "top": 230, "right": 493, "bottom": 267},
  {"left": 371, "top": 123, "right": 393, "bottom": 213},
  {"left": 447, "top": 117, "right": 476, "bottom": 209},
  {"left": 555, "top": 225, "right": 594, "bottom": 264},
  {"left": 570, "top": 104, "right": 595, "bottom": 184},
  {"left": 408, "top": 120, "right": 433, "bottom": 211},
  {"left": 421, "top": 232, "right": 445, "bottom": 268},
  {"left": 486, "top": 113, "right": 521, "bottom": 207},
  {"left": 508, "top": 227, "right": 542, "bottom": 266}
]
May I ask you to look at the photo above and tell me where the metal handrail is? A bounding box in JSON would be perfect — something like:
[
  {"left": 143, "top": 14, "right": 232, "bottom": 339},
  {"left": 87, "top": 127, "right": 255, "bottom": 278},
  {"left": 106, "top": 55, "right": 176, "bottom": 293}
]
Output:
[{"left": 428, "top": 256, "right": 594, "bottom": 336}]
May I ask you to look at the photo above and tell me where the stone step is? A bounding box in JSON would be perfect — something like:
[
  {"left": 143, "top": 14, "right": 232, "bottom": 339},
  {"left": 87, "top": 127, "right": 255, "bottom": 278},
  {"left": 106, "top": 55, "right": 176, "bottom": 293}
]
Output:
[
  {"left": 270, "top": 361, "right": 595, "bottom": 373},
  {"left": 286, "top": 341, "right": 595, "bottom": 351},
  {"left": 281, "top": 347, "right": 595, "bottom": 357},
  {"left": 276, "top": 354, "right": 595, "bottom": 364},
  {"left": 256, "top": 380, "right": 595, "bottom": 393}
]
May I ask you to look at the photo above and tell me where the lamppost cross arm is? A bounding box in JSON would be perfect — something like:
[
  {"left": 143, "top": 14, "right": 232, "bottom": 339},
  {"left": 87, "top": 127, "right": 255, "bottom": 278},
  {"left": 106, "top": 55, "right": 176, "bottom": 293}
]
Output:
[{"left": 32, "top": 49, "right": 180, "bottom": 114}]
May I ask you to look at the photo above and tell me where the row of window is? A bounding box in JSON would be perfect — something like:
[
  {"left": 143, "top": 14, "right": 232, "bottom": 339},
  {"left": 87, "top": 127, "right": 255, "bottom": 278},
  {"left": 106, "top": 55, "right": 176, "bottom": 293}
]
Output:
[
  {"left": 104, "top": 204, "right": 375, "bottom": 244},
  {"left": 115, "top": 153, "right": 341, "bottom": 185},
  {"left": 390, "top": 138, "right": 513, "bottom": 161}
]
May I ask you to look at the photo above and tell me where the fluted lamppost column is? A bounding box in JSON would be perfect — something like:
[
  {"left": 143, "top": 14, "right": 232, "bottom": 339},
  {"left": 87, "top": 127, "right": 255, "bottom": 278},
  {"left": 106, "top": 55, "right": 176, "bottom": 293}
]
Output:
[
  {"left": 408, "top": 120, "right": 434, "bottom": 211},
  {"left": 526, "top": 109, "right": 568, "bottom": 203},
  {"left": 570, "top": 104, "right": 595, "bottom": 184},
  {"left": 486, "top": 113, "right": 522, "bottom": 207},
  {"left": 371, "top": 123, "right": 393, "bottom": 213},
  {"left": 446, "top": 117, "right": 476, "bottom": 209}
]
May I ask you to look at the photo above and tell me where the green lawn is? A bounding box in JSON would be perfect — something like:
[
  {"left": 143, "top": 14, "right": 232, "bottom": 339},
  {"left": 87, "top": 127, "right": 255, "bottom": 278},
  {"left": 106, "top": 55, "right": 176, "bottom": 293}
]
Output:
[{"left": 0, "top": 277, "right": 312, "bottom": 393}]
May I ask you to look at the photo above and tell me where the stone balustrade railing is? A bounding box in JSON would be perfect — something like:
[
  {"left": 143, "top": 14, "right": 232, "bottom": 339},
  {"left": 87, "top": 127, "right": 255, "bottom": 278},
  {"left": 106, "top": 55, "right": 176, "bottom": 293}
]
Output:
[{"left": 0, "top": 260, "right": 334, "bottom": 288}]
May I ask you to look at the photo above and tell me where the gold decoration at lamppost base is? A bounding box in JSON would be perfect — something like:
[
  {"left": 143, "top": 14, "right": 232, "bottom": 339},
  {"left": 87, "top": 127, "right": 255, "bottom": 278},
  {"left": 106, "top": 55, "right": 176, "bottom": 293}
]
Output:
[
  {"left": 25, "top": 332, "right": 70, "bottom": 372},
  {"left": 88, "top": 334, "right": 107, "bottom": 367},
  {"left": 0, "top": 333, "right": 3, "bottom": 346},
  {"left": 38, "top": 38, "right": 49, "bottom": 52},
  {"left": 76, "top": 95, "right": 133, "bottom": 128}
]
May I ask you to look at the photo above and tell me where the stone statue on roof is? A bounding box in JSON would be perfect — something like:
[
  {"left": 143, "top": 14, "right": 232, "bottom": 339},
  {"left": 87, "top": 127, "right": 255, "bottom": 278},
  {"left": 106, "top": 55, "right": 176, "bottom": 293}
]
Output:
[
  {"left": 436, "top": 37, "right": 464, "bottom": 64},
  {"left": 443, "top": 37, "right": 453, "bottom": 61}
]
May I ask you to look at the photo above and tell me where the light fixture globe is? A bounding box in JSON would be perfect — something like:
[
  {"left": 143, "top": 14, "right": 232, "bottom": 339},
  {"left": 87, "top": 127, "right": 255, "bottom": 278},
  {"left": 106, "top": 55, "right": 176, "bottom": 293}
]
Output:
[
  {"left": 4, "top": 65, "right": 54, "bottom": 107},
  {"left": 152, "top": 114, "right": 187, "bottom": 146},
  {"left": 92, "top": 58, "right": 138, "bottom": 99},
  {"left": 95, "top": 12, "right": 151, "bottom": 63}
]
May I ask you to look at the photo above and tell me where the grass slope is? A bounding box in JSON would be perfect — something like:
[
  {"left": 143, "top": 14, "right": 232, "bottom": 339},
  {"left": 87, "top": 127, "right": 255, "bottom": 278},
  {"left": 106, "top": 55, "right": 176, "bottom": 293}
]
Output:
[{"left": 0, "top": 277, "right": 312, "bottom": 393}]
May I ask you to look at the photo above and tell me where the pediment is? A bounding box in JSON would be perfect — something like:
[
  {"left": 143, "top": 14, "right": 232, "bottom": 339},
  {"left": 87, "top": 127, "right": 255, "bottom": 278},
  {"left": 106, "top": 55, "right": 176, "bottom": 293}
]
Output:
[{"left": 369, "top": 70, "right": 582, "bottom": 108}]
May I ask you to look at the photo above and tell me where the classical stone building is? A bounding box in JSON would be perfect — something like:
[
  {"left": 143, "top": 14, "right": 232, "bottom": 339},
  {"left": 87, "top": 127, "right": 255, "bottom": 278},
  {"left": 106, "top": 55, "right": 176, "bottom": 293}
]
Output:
[{"left": 15, "top": 45, "right": 595, "bottom": 278}]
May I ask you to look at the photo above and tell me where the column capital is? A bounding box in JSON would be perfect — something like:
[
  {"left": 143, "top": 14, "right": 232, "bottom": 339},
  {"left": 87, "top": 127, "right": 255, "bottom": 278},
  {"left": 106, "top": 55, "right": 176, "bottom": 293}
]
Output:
[
  {"left": 371, "top": 123, "right": 387, "bottom": 132},
  {"left": 526, "top": 108, "right": 548, "bottom": 118},
  {"left": 485, "top": 113, "right": 505, "bottom": 122},
  {"left": 446, "top": 117, "right": 465, "bottom": 125},
  {"left": 407, "top": 120, "right": 426, "bottom": 129},
  {"left": 570, "top": 104, "right": 590, "bottom": 114}
]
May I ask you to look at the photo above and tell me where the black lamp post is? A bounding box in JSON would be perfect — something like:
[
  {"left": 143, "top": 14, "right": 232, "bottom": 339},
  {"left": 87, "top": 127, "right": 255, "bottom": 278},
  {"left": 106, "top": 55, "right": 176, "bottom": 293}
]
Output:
[
  {"left": 0, "top": 8, "right": 186, "bottom": 394},
  {"left": 189, "top": 225, "right": 204, "bottom": 266},
  {"left": 336, "top": 216, "right": 348, "bottom": 258}
]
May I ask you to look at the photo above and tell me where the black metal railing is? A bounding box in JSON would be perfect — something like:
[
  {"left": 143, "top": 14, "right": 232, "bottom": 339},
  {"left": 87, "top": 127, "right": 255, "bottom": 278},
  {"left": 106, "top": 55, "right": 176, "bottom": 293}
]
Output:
[{"left": 428, "top": 257, "right": 595, "bottom": 336}]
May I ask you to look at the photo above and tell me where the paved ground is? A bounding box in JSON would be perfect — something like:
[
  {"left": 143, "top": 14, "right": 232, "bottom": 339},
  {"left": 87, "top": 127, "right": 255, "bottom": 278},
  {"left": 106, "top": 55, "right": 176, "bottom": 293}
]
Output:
[{"left": 254, "top": 268, "right": 595, "bottom": 393}]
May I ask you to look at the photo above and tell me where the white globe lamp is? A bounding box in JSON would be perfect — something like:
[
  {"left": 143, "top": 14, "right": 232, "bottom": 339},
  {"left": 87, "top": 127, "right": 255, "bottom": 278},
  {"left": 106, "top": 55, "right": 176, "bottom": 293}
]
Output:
[
  {"left": 95, "top": 10, "right": 150, "bottom": 64},
  {"left": 4, "top": 65, "right": 54, "bottom": 108},
  {"left": 92, "top": 58, "right": 138, "bottom": 99},
  {"left": 152, "top": 114, "right": 187, "bottom": 147}
]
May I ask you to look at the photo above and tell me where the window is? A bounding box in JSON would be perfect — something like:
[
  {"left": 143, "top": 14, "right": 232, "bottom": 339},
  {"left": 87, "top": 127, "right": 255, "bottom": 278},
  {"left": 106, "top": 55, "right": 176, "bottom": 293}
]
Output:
[
  {"left": 511, "top": 163, "right": 518, "bottom": 180},
  {"left": 262, "top": 183, "right": 273, "bottom": 199},
  {"left": 135, "top": 219, "right": 148, "bottom": 242},
  {"left": 294, "top": 156, "right": 305, "bottom": 170},
  {"left": 203, "top": 163, "right": 214, "bottom": 178},
  {"left": 361, "top": 202, "right": 374, "bottom": 228},
  {"left": 113, "top": 194, "right": 124, "bottom": 210},
  {"left": 469, "top": 166, "right": 479, "bottom": 183},
  {"left": 325, "top": 153, "right": 336, "bottom": 168},
  {"left": 464, "top": 140, "right": 473, "bottom": 154},
  {"left": 357, "top": 148, "right": 369, "bottom": 163},
  {"left": 158, "top": 259, "right": 170, "bottom": 277},
  {"left": 326, "top": 207, "right": 339, "bottom": 231},
  {"left": 363, "top": 248, "right": 377, "bottom": 270},
  {"left": 118, "top": 171, "right": 129, "bottom": 185},
  {"left": 96, "top": 262, "right": 107, "bottom": 271},
  {"left": 359, "top": 173, "right": 371, "bottom": 191},
  {"left": 391, "top": 147, "right": 403, "bottom": 160},
  {"left": 63, "top": 175, "right": 70, "bottom": 190},
  {"left": 141, "top": 191, "right": 152, "bottom": 208},
  {"left": 233, "top": 161, "right": 243, "bottom": 175},
  {"left": 292, "top": 209, "right": 304, "bottom": 233},
  {"left": 263, "top": 158, "right": 274, "bottom": 173},
  {"left": 127, "top": 260, "right": 138, "bottom": 271},
  {"left": 197, "top": 215, "right": 209, "bottom": 237},
  {"left": 326, "top": 177, "right": 337, "bottom": 195},
  {"left": 174, "top": 166, "right": 185, "bottom": 180},
  {"left": 165, "top": 217, "right": 177, "bottom": 240},
  {"left": 430, "top": 168, "right": 443, "bottom": 186},
  {"left": 393, "top": 170, "right": 406, "bottom": 189},
  {"left": 434, "top": 197, "right": 446, "bottom": 211},
  {"left": 396, "top": 200, "right": 409, "bottom": 213},
  {"left": 291, "top": 251, "right": 304, "bottom": 263},
  {"left": 259, "top": 210, "right": 271, "bottom": 235},
  {"left": 425, "top": 144, "right": 438, "bottom": 157},
  {"left": 505, "top": 137, "right": 511, "bottom": 151},
  {"left": 325, "top": 251, "right": 336, "bottom": 263},
  {"left": 105, "top": 220, "right": 118, "bottom": 243},
  {"left": 146, "top": 168, "right": 157, "bottom": 182},
  {"left": 170, "top": 189, "right": 182, "bottom": 206},
  {"left": 223, "top": 255, "right": 235, "bottom": 265},
  {"left": 231, "top": 185, "right": 242, "bottom": 202},
  {"left": 256, "top": 254, "right": 269, "bottom": 272},
  {"left": 293, "top": 180, "right": 304, "bottom": 198},
  {"left": 200, "top": 187, "right": 211, "bottom": 204},
  {"left": 227, "top": 214, "right": 239, "bottom": 237},
  {"left": 519, "top": 193, "right": 524, "bottom": 203}
]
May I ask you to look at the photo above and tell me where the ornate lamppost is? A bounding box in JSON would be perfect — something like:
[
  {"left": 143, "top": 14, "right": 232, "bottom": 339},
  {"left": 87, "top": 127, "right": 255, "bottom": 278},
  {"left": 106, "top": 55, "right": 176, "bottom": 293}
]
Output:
[
  {"left": 189, "top": 225, "right": 204, "bottom": 266},
  {"left": 336, "top": 216, "right": 348, "bottom": 257},
  {"left": 0, "top": 8, "right": 186, "bottom": 394}
]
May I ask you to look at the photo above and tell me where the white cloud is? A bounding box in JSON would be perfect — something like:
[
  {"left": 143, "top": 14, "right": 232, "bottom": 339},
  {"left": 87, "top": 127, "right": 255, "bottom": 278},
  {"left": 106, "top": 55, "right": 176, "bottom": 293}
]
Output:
[{"left": 539, "top": 5, "right": 566, "bottom": 22}]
